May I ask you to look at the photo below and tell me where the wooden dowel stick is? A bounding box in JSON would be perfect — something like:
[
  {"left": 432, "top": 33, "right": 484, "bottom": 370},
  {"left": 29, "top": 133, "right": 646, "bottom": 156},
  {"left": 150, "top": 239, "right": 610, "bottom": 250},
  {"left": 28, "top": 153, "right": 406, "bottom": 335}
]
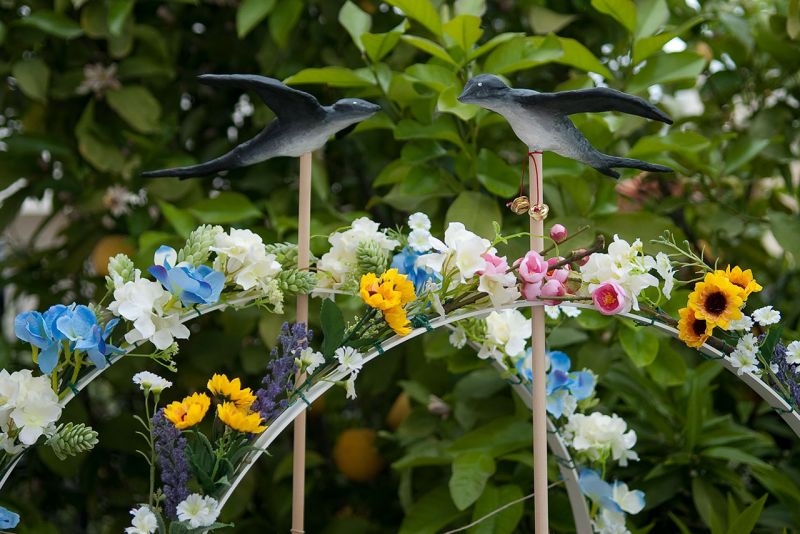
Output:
[
  {"left": 291, "top": 151, "right": 313, "bottom": 534},
  {"left": 529, "top": 150, "right": 549, "bottom": 533}
]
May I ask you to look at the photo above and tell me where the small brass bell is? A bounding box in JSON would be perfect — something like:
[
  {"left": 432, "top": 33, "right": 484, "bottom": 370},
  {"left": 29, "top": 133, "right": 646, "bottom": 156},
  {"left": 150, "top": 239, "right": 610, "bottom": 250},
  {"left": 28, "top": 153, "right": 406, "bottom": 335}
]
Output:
[
  {"left": 528, "top": 203, "right": 550, "bottom": 221},
  {"left": 508, "top": 196, "right": 530, "bottom": 215}
]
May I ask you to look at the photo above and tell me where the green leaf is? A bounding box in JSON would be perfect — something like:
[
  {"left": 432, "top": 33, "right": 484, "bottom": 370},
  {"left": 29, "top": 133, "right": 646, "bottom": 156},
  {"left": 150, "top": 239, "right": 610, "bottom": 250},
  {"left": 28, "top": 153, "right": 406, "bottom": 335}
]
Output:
[
  {"left": 554, "top": 36, "right": 613, "bottom": 78},
  {"left": 19, "top": 10, "right": 83, "bottom": 39},
  {"left": 635, "top": 0, "right": 669, "bottom": 39},
  {"left": 449, "top": 451, "right": 495, "bottom": 510},
  {"left": 401, "top": 35, "right": 457, "bottom": 65},
  {"left": 723, "top": 137, "right": 770, "bottom": 174},
  {"left": 619, "top": 326, "right": 659, "bottom": 367},
  {"left": 285, "top": 67, "right": 374, "bottom": 87},
  {"left": 187, "top": 192, "right": 261, "bottom": 224},
  {"left": 405, "top": 64, "right": 458, "bottom": 92},
  {"left": 399, "top": 486, "right": 463, "bottom": 534},
  {"left": 12, "top": 59, "right": 50, "bottom": 102},
  {"left": 628, "top": 51, "right": 706, "bottom": 93},
  {"left": 476, "top": 149, "right": 519, "bottom": 197},
  {"left": 387, "top": 0, "right": 442, "bottom": 36},
  {"left": 320, "top": 299, "right": 345, "bottom": 357},
  {"left": 0, "top": 21, "right": 6, "bottom": 46},
  {"left": 469, "top": 484, "right": 524, "bottom": 534},
  {"left": 443, "top": 15, "right": 483, "bottom": 52},
  {"left": 468, "top": 32, "right": 522, "bottom": 61},
  {"left": 448, "top": 417, "right": 530, "bottom": 457},
  {"left": 633, "top": 33, "right": 676, "bottom": 64},
  {"left": 528, "top": 6, "right": 577, "bottom": 35},
  {"left": 789, "top": 0, "right": 800, "bottom": 40},
  {"left": 269, "top": 0, "right": 304, "bottom": 48},
  {"left": 395, "top": 116, "right": 463, "bottom": 148},
  {"left": 483, "top": 35, "right": 563, "bottom": 75},
  {"left": 591, "top": 0, "right": 636, "bottom": 33},
  {"left": 646, "top": 344, "right": 687, "bottom": 386},
  {"left": 692, "top": 477, "right": 727, "bottom": 530},
  {"left": 769, "top": 212, "right": 800, "bottom": 254},
  {"left": 339, "top": 1, "right": 371, "bottom": 51},
  {"left": 445, "top": 191, "right": 502, "bottom": 239},
  {"left": 702, "top": 447, "right": 769, "bottom": 469},
  {"left": 455, "top": 0, "right": 485, "bottom": 17},
  {"left": 157, "top": 200, "right": 196, "bottom": 239},
  {"left": 437, "top": 86, "right": 478, "bottom": 121},
  {"left": 727, "top": 495, "right": 767, "bottom": 534},
  {"left": 362, "top": 31, "right": 403, "bottom": 62},
  {"left": 236, "top": 0, "right": 276, "bottom": 38},
  {"left": 107, "top": 0, "right": 134, "bottom": 36},
  {"left": 106, "top": 86, "right": 161, "bottom": 133}
]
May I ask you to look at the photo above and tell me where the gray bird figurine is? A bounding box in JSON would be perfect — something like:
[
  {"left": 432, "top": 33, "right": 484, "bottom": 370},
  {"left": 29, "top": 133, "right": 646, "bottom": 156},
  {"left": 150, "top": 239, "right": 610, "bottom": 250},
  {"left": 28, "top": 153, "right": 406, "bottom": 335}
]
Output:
[
  {"left": 458, "top": 74, "right": 673, "bottom": 179},
  {"left": 142, "top": 74, "right": 381, "bottom": 179}
]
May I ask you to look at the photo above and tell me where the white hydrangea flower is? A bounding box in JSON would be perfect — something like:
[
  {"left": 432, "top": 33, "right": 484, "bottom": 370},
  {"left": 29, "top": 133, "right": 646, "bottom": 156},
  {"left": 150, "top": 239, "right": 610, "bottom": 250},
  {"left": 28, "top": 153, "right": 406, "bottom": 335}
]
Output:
[
  {"left": 479, "top": 310, "right": 531, "bottom": 361},
  {"left": 477, "top": 270, "right": 520, "bottom": 308},
  {"left": 594, "top": 507, "right": 630, "bottom": 534},
  {"left": 728, "top": 315, "right": 754, "bottom": 331},
  {"left": 176, "top": 494, "right": 219, "bottom": 528},
  {"left": 125, "top": 505, "right": 158, "bottom": 534},
  {"left": 787, "top": 341, "right": 800, "bottom": 365},
  {"left": 109, "top": 277, "right": 189, "bottom": 350},
  {"left": 564, "top": 412, "right": 639, "bottom": 467},
  {"left": 297, "top": 347, "right": 325, "bottom": 375},
  {"left": 448, "top": 326, "right": 467, "bottom": 349},
  {"left": 0, "top": 370, "right": 62, "bottom": 446},
  {"left": 335, "top": 346, "right": 364, "bottom": 374},
  {"left": 132, "top": 371, "right": 172, "bottom": 394},
  {"left": 416, "top": 222, "right": 494, "bottom": 283},
  {"left": 752, "top": 306, "right": 781, "bottom": 326},
  {"left": 408, "top": 212, "right": 431, "bottom": 231},
  {"left": 407, "top": 229, "right": 432, "bottom": 252},
  {"left": 612, "top": 482, "right": 645, "bottom": 514}
]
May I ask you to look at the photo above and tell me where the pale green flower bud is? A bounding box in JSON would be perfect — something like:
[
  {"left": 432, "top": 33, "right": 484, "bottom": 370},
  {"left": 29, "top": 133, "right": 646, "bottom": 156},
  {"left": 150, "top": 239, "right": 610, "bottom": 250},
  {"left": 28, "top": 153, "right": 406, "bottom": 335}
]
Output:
[{"left": 178, "top": 224, "right": 224, "bottom": 266}]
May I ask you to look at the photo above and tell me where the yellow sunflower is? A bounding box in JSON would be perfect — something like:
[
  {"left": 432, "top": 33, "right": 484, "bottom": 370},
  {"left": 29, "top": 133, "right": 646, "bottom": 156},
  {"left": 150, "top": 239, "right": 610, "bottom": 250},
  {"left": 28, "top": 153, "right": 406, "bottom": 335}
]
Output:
[
  {"left": 164, "top": 392, "right": 210, "bottom": 430},
  {"left": 716, "top": 265, "right": 762, "bottom": 301},
  {"left": 359, "top": 269, "right": 416, "bottom": 310},
  {"left": 207, "top": 374, "right": 256, "bottom": 408},
  {"left": 678, "top": 307, "right": 714, "bottom": 348},
  {"left": 381, "top": 269, "right": 416, "bottom": 305},
  {"left": 687, "top": 272, "right": 743, "bottom": 329},
  {"left": 217, "top": 402, "right": 266, "bottom": 434},
  {"left": 383, "top": 306, "right": 412, "bottom": 336}
]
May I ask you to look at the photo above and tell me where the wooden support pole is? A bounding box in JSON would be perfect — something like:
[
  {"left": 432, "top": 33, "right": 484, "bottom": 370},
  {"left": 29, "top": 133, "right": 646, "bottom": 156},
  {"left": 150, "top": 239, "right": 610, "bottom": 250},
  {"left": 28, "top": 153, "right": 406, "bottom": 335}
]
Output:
[
  {"left": 291, "top": 151, "right": 312, "bottom": 534},
  {"left": 528, "top": 150, "right": 549, "bottom": 533}
]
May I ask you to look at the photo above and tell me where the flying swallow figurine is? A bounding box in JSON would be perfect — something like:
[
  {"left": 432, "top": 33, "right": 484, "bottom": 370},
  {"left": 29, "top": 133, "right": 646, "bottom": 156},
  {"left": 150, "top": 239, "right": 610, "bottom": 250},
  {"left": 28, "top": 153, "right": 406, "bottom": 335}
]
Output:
[
  {"left": 141, "top": 74, "right": 381, "bottom": 179},
  {"left": 458, "top": 74, "right": 673, "bottom": 179}
]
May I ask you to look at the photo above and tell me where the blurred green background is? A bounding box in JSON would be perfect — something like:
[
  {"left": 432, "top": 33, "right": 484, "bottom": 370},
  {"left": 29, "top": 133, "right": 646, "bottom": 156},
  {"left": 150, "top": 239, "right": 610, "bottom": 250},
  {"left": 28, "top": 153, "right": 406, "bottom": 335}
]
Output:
[{"left": 1, "top": 0, "right": 800, "bottom": 532}]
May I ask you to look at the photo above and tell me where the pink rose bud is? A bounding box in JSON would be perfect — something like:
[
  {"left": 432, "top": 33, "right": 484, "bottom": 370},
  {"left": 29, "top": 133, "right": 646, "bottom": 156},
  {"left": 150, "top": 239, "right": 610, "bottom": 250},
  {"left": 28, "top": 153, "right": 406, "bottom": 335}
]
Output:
[
  {"left": 550, "top": 224, "right": 568, "bottom": 243},
  {"left": 515, "top": 250, "right": 548, "bottom": 284},
  {"left": 591, "top": 280, "right": 628, "bottom": 315},
  {"left": 540, "top": 279, "right": 567, "bottom": 305},
  {"left": 522, "top": 280, "right": 543, "bottom": 301}
]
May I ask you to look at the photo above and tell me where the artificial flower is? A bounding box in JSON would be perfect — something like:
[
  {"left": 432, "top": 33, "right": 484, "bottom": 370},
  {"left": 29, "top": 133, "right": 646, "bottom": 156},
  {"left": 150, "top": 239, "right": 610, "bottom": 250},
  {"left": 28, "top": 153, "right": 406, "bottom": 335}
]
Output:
[
  {"left": 594, "top": 507, "right": 630, "bottom": 534},
  {"left": 564, "top": 412, "right": 639, "bottom": 466},
  {"left": 125, "top": 505, "right": 158, "bottom": 534},
  {"left": 0, "top": 369, "right": 62, "bottom": 446},
  {"left": 654, "top": 252, "right": 675, "bottom": 299},
  {"left": 345, "top": 373, "right": 359, "bottom": 399},
  {"left": 718, "top": 265, "right": 762, "bottom": 300},
  {"left": 359, "top": 273, "right": 400, "bottom": 310},
  {"left": 149, "top": 246, "right": 225, "bottom": 306},
  {"left": 477, "top": 253, "right": 520, "bottom": 307},
  {"left": 540, "top": 279, "right": 567, "bottom": 305},
  {"left": 109, "top": 277, "right": 189, "bottom": 350},
  {"left": 211, "top": 229, "right": 282, "bottom": 294},
  {"left": 335, "top": 346, "right": 364, "bottom": 374},
  {"left": 515, "top": 250, "right": 548, "bottom": 284},
  {"left": 752, "top": 305, "right": 781, "bottom": 326},
  {"left": 176, "top": 494, "right": 219, "bottom": 528},
  {"left": 517, "top": 351, "right": 595, "bottom": 418},
  {"left": 578, "top": 469, "right": 645, "bottom": 515},
  {"left": 545, "top": 257, "right": 570, "bottom": 284},
  {"left": 677, "top": 307, "right": 713, "bottom": 348},
  {"left": 449, "top": 326, "right": 467, "bottom": 349},
  {"left": 416, "top": 222, "right": 493, "bottom": 283},
  {"left": 296, "top": 347, "right": 325, "bottom": 375},
  {"left": 132, "top": 371, "right": 172, "bottom": 394},
  {"left": 592, "top": 280, "right": 629, "bottom": 315},
  {"left": 728, "top": 315, "right": 754, "bottom": 331},
  {"left": 0, "top": 506, "right": 20, "bottom": 530},
  {"left": 164, "top": 393, "right": 210, "bottom": 430},
  {"left": 787, "top": 341, "right": 800, "bottom": 365},
  {"left": 407, "top": 229, "right": 432, "bottom": 252},
  {"left": 549, "top": 223, "right": 568, "bottom": 243},
  {"left": 687, "top": 272, "right": 743, "bottom": 329},
  {"left": 408, "top": 212, "right": 431, "bottom": 231},
  {"left": 612, "top": 481, "right": 646, "bottom": 514},
  {"left": 217, "top": 402, "right": 266, "bottom": 433},
  {"left": 207, "top": 374, "right": 256, "bottom": 408},
  {"left": 391, "top": 247, "right": 435, "bottom": 292},
  {"left": 726, "top": 347, "right": 759, "bottom": 376},
  {"left": 384, "top": 306, "right": 412, "bottom": 336},
  {"left": 479, "top": 310, "right": 531, "bottom": 361}
]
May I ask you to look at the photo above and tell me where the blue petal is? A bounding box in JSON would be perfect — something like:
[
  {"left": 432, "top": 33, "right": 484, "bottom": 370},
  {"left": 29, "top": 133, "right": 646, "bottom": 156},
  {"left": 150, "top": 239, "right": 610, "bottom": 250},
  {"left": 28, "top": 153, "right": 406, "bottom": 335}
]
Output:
[
  {"left": 548, "top": 351, "right": 571, "bottom": 373},
  {"left": 85, "top": 346, "right": 108, "bottom": 368},
  {"left": 578, "top": 469, "right": 620, "bottom": 512},
  {"left": 148, "top": 265, "right": 171, "bottom": 291},
  {"left": 103, "top": 318, "right": 120, "bottom": 339},
  {"left": 43, "top": 304, "right": 68, "bottom": 341},
  {"left": 14, "top": 311, "right": 50, "bottom": 349},
  {"left": 203, "top": 270, "right": 226, "bottom": 303},
  {"left": 569, "top": 371, "right": 595, "bottom": 400},
  {"left": 0, "top": 506, "right": 20, "bottom": 529},
  {"left": 38, "top": 343, "right": 60, "bottom": 374},
  {"left": 546, "top": 390, "right": 565, "bottom": 417},
  {"left": 154, "top": 245, "right": 177, "bottom": 268},
  {"left": 169, "top": 267, "right": 203, "bottom": 296},
  {"left": 547, "top": 369, "right": 570, "bottom": 395}
]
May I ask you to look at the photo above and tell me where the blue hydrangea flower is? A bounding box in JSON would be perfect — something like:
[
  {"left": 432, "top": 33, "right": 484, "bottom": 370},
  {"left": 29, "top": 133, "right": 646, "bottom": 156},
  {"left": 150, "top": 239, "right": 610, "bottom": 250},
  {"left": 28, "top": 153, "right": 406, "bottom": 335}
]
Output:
[
  {"left": 516, "top": 350, "right": 595, "bottom": 418},
  {"left": 391, "top": 246, "right": 436, "bottom": 292},
  {"left": 578, "top": 469, "right": 646, "bottom": 515},
  {"left": 0, "top": 506, "right": 20, "bottom": 529},
  {"left": 148, "top": 245, "right": 225, "bottom": 306},
  {"left": 15, "top": 304, "right": 120, "bottom": 373}
]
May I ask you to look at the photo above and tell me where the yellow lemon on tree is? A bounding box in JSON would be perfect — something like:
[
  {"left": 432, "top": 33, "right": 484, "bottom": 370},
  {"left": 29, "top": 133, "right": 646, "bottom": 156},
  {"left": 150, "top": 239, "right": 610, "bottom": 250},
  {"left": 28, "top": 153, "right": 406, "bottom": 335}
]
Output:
[
  {"left": 91, "top": 235, "right": 135, "bottom": 276},
  {"left": 333, "top": 428, "right": 384, "bottom": 482},
  {"left": 386, "top": 392, "right": 411, "bottom": 430}
]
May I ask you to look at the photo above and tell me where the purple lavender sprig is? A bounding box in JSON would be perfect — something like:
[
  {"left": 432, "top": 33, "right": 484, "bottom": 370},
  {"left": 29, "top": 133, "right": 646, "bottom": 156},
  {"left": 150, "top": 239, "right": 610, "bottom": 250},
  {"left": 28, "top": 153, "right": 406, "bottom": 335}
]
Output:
[
  {"left": 152, "top": 408, "right": 190, "bottom": 519},
  {"left": 253, "top": 322, "right": 309, "bottom": 423},
  {"left": 771, "top": 341, "right": 800, "bottom": 408}
]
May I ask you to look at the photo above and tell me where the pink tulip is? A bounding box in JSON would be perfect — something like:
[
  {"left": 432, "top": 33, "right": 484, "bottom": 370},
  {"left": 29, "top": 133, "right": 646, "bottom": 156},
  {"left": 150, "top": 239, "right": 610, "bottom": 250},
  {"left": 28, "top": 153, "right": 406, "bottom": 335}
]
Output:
[
  {"left": 478, "top": 252, "right": 509, "bottom": 276},
  {"left": 515, "top": 250, "right": 548, "bottom": 284},
  {"left": 522, "top": 280, "right": 543, "bottom": 301},
  {"left": 549, "top": 224, "right": 568, "bottom": 243},
  {"left": 591, "top": 280, "right": 628, "bottom": 315},
  {"left": 540, "top": 279, "right": 567, "bottom": 305}
]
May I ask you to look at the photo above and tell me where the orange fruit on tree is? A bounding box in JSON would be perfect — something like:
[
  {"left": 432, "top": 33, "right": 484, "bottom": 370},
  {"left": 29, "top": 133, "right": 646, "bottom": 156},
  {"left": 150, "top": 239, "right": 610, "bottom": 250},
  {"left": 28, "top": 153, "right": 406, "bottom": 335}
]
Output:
[
  {"left": 91, "top": 235, "right": 135, "bottom": 276},
  {"left": 333, "top": 428, "right": 384, "bottom": 482},
  {"left": 386, "top": 392, "right": 411, "bottom": 430}
]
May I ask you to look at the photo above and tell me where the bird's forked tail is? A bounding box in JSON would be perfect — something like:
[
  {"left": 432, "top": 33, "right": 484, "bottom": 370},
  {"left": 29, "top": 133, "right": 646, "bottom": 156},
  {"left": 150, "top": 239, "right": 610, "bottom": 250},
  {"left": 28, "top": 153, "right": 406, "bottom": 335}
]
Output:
[{"left": 591, "top": 154, "right": 673, "bottom": 180}]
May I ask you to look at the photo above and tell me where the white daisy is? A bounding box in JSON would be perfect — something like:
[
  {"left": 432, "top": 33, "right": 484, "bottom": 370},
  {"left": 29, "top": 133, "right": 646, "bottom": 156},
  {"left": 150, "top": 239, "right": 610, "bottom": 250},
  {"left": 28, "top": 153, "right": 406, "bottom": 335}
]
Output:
[{"left": 752, "top": 306, "right": 781, "bottom": 326}]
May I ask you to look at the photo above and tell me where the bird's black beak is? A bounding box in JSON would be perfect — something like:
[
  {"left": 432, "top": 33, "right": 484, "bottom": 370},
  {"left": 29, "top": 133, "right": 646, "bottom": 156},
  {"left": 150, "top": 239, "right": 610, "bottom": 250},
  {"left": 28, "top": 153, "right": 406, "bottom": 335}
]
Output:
[
  {"left": 457, "top": 87, "right": 473, "bottom": 104},
  {"left": 368, "top": 103, "right": 382, "bottom": 114}
]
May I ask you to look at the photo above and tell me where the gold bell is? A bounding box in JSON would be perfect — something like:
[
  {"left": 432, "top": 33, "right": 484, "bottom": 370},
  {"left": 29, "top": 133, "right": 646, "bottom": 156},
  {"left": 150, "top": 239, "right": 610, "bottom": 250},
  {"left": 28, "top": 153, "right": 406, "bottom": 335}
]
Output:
[
  {"left": 508, "top": 196, "right": 530, "bottom": 215},
  {"left": 528, "top": 203, "right": 550, "bottom": 221}
]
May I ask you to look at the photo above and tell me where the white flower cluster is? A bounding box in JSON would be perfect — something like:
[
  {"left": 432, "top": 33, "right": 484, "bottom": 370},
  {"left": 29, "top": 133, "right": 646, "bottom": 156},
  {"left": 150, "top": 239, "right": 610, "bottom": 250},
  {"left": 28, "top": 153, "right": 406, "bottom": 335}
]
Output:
[
  {"left": 125, "top": 506, "right": 158, "bottom": 534},
  {"left": 334, "top": 346, "right": 365, "bottom": 399},
  {"left": 478, "top": 310, "right": 531, "bottom": 364},
  {"left": 417, "top": 222, "right": 493, "bottom": 284},
  {"left": 0, "top": 369, "right": 62, "bottom": 452},
  {"left": 176, "top": 493, "right": 220, "bottom": 528},
  {"left": 407, "top": 212, "right": 433, "bottom": 252},
  {"left": 296, "top": 347, "right": 325, "bottom": 376},
  {"left": 788, "top": 341, "right": 800, "bottom": 366},
  {"left": 317, "top": 217, "right": 399, "bottom": 289},
  {"left": 580, "top": 236, "right": 669, "bottom": 312},
  {"left": 132, "top": 371, "right": 172, "bottom": 394},
  {"left": 564, "top": 412, "right": 639, "bottom": 467},
  {"left": 211, "top": 228, "right": 283, "bottom": 308},
  {"left": 726, "top": 333, "right": 760, "bottom": 376}
]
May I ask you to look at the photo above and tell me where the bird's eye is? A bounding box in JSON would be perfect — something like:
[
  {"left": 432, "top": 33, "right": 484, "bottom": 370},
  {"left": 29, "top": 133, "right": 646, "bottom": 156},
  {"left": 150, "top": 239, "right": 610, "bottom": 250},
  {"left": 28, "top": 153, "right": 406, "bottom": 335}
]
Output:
[
  {"left": 353, "top": 101, "right": 358, "bottom": 104},
  {"left": 477, "top": 82, "right": 483, "bottom": 87}
]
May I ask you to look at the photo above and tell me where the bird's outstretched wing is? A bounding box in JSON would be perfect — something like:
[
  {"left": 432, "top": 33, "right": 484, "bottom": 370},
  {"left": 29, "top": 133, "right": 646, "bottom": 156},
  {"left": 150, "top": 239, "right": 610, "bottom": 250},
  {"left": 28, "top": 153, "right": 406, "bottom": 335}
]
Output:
[
  {"left": 198, "top": 74, "right": 325, "bottom": 121},
  {"left": 517, "top": 87, "right": 673, "bottom": 124}
]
